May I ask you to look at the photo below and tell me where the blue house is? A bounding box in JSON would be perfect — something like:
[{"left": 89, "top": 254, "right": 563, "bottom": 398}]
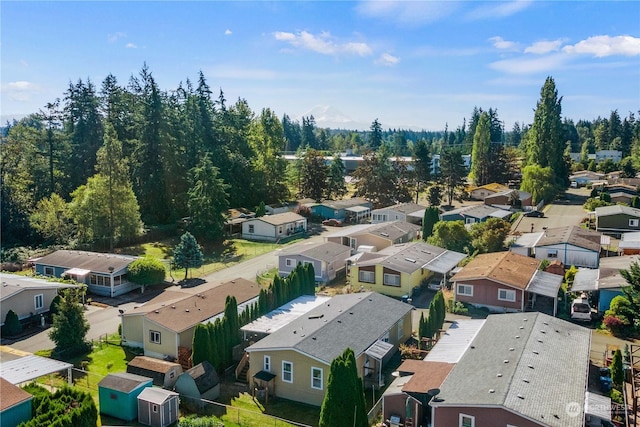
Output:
[
  {"left": 0, "top": 378, "right": 32, "bottom": 427},
  {"left": 311, "top": 198, "right": 372, "bottom": 223},
  {"left": 33, "top": 250, "right": 140, "bottom": 297},
  {"left": 98, "top": 372, "right": 153, "bottom": 421}
]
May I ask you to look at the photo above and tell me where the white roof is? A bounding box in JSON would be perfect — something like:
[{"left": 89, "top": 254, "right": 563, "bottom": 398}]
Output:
[
  {"left": 526, "top": 270, "right": 563, "bottom": 298},
  {"left": 241, "top": 295, "right": 331, "bottom": 335},
  {"left": 619, "top": 231, "right": 640, "bottom": 249},
  {"left": 571, "top": 268, "right": 600, "bottom": 292},
  {"left": 585, "top": 391, "right": 611, "bottom": 421},
  {"left": 137, "top": 387, "right": 178, "bottom": 404},
  {"left": 0, "top": 355, "right": 72, "bottom": 385},
  {"left": 424, "top": 319, "right": 485, "bottom": 363}
]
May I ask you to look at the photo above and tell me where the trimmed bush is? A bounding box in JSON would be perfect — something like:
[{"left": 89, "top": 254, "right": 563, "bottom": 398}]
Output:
[
  {"left": 3, "top": 309, "right": 22, "bottom": 336},
  {"left": 127, "top": 256, "right": 166, "bottom": 285}
]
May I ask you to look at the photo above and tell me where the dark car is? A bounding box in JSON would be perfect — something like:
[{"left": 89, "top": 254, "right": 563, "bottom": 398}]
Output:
[
  {"left": 524, "top": 210, "right": 544, "bottom": 218},
  {"left": 322, "top": 219, "right": 343, "bottom": 227}
]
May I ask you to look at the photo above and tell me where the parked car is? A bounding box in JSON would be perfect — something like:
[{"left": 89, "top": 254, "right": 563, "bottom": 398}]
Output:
[
  {"left": 571, "top": 294, "right": 592, "bottom": 321},
  {"left": 427, "top": 277, "right": 444, "bottom": 291},
  {"left": 524, "top": 210, "right": 544, "bottom": 218},
  {"left": 322, "top": 219, "right": 343, "bottom": 227}
]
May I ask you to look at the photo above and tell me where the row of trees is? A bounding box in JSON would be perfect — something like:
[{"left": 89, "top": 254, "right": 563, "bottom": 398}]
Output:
[{"left": 418, "top": 291, "right": 446, "bottom": 346}]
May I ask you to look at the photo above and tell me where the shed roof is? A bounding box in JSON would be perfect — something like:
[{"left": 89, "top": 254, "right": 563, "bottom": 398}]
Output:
[
  {"left": 431, "top": 312, "right": 590, "bottom": 427},
  {"left": 442, "top": 204, "right": 511, "bottom": 220},
  {"left": 0, "top": 377, "right": 32, "bottom": 411},
  {"left": 137, "top": 387, "right": 178, "bottom": 405},
  {"left": 246, "top": 292, "right": 412, "bottom": 364},
  {"left": 98, "top": 372, "right": 152, "bottom": 392},
  {"left": 183, "top": 361, "right": 220, "bottom": 393},
  {"left": 450, "top": 252, "right": 540, "bottom": 290},
  {"left": 317, "top": 198, "right": 370, "bottom": 210},
  {"left": 32, "top": 250, "right": 137, "bottom": 274},
  {"left": 372, "top": 203, "right": 426, "bottom": 215},
  {"left": 573, "top": 255, "right": 640, "bottom": 291},
  {"left": 127, "top": 356, "right": 181, "bottom": 375},
  {"left": 526, "top": 270, "right": 563, "bottom": 298},
  {"left": 595, "top": 204, "right": 640, "bottom": 218},
  {"left": 0, "top": 355, "right": 72, "bottom": 385}
]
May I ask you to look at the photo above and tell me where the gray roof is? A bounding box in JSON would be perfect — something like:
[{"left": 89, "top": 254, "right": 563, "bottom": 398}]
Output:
[
  {"left": 526, "top": 270, "right": 563, "bottom": 298},
  {"left": 355, "top": 242, "right": 465, "bottom": 275},
  {"left": 442, "top": 204, "right": 511, "bottom": 220},
  {"left": 595, "top": 204, "right": 640, "bottom": 218},
  {"left": 431, "top": 312, "right": 590, "bottom": 427},
  {"left": 573, "top": 255, "right": 640, "bottom": 291},
  {"left": 372, "top": 202, "right": 426, "bottom": 215},
  {"left": 485, "top": 189, "right": 531, "bottom": 201},
  {"left": 572, "top": 268, "right": 600, "bottom": 292},
  {"left": 137, "top": 387, "right": 178, "bottom": 405},
  {"left": 424, "top": 319, "right": 485, "bottom": 363},
  {"left": 246, "top": 292, "right": 413, "bottom": 364},
  {"left": 32, "top": 250, "right": 138, "bottom": 274},
  {"left": 241, "top": 295, "right": 331, "bottom": 335},
  {"left": 318, "top": 198, "right": 371, "bottom": 210},
  {"left": 619, "top": 231, "right": 640, "bottom": 249},
  {"left": 98, "top": 372, "right": 152, "bottom": 392},
  {"left": 184, "top": 361, "right": 220, "bottom": 393},
  {"left": 0, "top": 355, "right": 73, "bottom": 385},
  {"left": 535, "top": 225, "right": 602, "bottom": 252},
  {"left": 250, "top": 212, "right": 306, "bottom": 226},
  {"left": 278, "top": 241, "right": 351, "bottom": 262},
  {"left": 0, "top": 273, "right": 83, "bottom": 301},
  {"left": 355, "top": 221, "right": 421, "bottom": 241}
]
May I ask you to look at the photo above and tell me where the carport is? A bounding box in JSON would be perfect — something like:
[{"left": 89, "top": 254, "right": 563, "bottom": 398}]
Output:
[
  {"left": 525, "top": 270, "right": 563, "bottom": 316},
  {"left": 0, "top": 354, "right": 72, "bottom": 386}
]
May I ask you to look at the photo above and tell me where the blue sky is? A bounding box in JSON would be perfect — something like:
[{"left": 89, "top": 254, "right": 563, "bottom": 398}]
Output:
[{"left": 2, "top": 1, "right": 639, "bottom": 131}]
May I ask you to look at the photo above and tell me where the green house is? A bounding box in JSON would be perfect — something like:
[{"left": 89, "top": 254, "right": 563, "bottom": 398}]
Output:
[
  {"left": 0, "top": 378, "right": 33, "bottom": 427},
  {"left": 98, "top": 372, "right": 152, "bottom": 421}
]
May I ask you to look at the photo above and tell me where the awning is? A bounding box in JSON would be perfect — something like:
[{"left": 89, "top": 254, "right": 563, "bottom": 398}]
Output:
[
  {"left": 0, "top": 355, "right": 72, "bottom": 385},
  {"left": 526, "top": 270, "right": 562, "bottom": 298},
  {"left": 346, "top": 206, "right": 370, "bottom": 213},
  {"left": 585, "top": 391, "right": 611, "bottom": 421},
  {"left": 253, "top": 370, "right": 276, "bottom": 382},
  {"left": 365, "top": 340, "right": 395, "bottom": 361},
  {"left": 423, "top": 251, "right": 467, "bottom": 274},
  {"left": 572, "top": 268, "right": 600, "bottom": 292},
  {"left": 63, "top": 268, "right": 91, "bottom": 276}
]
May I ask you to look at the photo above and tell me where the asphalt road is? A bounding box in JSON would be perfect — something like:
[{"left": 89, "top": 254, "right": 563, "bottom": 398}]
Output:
[{"left": 512, "top": 188, "right": 591, "bottom": 235}]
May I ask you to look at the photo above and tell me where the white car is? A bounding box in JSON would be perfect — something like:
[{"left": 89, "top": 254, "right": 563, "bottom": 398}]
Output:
[{"left": 427, "top": 278, "right": 443, "bottom": 291}]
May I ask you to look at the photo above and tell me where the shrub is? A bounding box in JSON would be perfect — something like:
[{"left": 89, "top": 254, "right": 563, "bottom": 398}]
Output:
[
  {"left": 127, "top": 256, "right": 166, "bottom": 285},
  {"left": 610, "top": 388, "right": 624, "bottom": 404},
  {"left": 178, "top": 416, "right": 224, "bottom": 427},
  {"left": 3, "top": 309, "right": 22, "bottom": 336}
]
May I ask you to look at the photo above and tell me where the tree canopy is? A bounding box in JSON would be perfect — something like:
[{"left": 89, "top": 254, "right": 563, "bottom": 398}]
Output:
[{"left": 173, "top": 232, "right": 204, "bottom": 280}]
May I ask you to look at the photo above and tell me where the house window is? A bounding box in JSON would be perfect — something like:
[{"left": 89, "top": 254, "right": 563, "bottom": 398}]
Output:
[
  {"left": 465, "top": 217, "right": 475, "bottom": 224},
  {"left": 149, "top": 330, "right": 161, "bottom": 344},
  {"left": 44, "top": 266, "right": 54, "bottom": 276},
  {"left": 383, "top": 273, "right": 400, "bottom": 287},
  {"left": 279, "top": 226, "right": 283, "bottom": 234},
  {"left": 282, "top": 361, "right": 293, "bottom": 383},
  {"left": 264, "top": 355, "right": 271, "bottom": 372},
  {"left": 34, "top": 294, "right": 44, "bottom": 311},
  {"left": 152, "top": 404, "right": 158, "bottom": 413},
  {"left": 248, "top": 224, "right": 255, "bottom": 233},
  {"left": 359, "top": 270, "right": 375, "bottom": 283},
  {"left": 457, "top": 284, "right": 473, "bottom": 296},
  {"left": 311, "top": 367, "right": 323, "bottom": 390},
  {"left": 459, "top": 414, "right": 475, "bottom": 427},
  {"left": 498, "top": 289, "right": 516, "bottom": 302},
  {"left": 547, "top": 249, "right": 558, "bottom": 259},
  {"left": 285, "top": 258, "right": 295, "bottom": 267},
  {"left": 630, "top": 219, "right": 639, "bottom": 227}
]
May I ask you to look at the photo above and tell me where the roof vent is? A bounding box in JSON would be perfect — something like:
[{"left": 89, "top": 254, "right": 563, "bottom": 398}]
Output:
[
  {"left": 519, "top": 326, "right": 524, "bottom": 329},
  {"left": 405, "top": 258, "right": 416, "bottom": 263},
  {"left": 543, "top": 321, "right": 549, "bottom": 325},
  {"left": 496, "top": 373, "right": 503, "bottom": 377},
  {"left": 517, "top": 394, "right": 524, "bottom": 399},
  {"left": 523, "top": 318, "right": 528, "bottom": 321},
  {"left": 488, "top": 389, "right": 495, "bottom": 393},
  {"left": 185, "top": 309, "right": 189, "bottom": 312},
  {"left": 540, "top": 330, "right": 546, "bottom": 334},
  {"left": 533, "top": 350, "right": 539, "bottom": 355},
  {"left": 380, "top": 232, "right": 389, "bottom": 237},
  {"left": 154, "top": 310, "right": 159, "bottom": 314},
  {"left": 509, "top": 348, "right": 515, "bottom": 351},
  {"left": 523, "top": 378, "right": 530, "bottom": 383},
  {"left": 503, "top": 360, "right": 509, "bottom": 364},
  {"left": 515, "top": 335, "right": 520, "bottom": 339},
  {"left": 537, "top": 339, "right": 543, "bottom": 343},
  {"left": 528, "top": 364, "right": 534, "bottom": 369},
  {"left": 171, "top": 306, "right": 176, "bottom": 309}
]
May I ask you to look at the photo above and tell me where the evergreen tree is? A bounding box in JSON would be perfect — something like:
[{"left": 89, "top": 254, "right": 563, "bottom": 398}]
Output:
[
  {"left": 191, "top": 324, "right": 209, "bottom": 366},
  {"left": 319, "top": 348, "right": 367, "bottom": 427},
  {"left": 299, "top": 149, "right": 328, "bottom": 201},
  {"left": 610, "top": 349, "right": 624, "bottom": 388},
  {"left": 325, "top": 154, "right": 347, "bottom": 200},
  {"left": 3, "top": 309, "right": 22, "bottom": 336},
  {"left": 439, "top": 148, "right": 468, "bottom": 206},
  {"left": 173, "top": 232, "right": 204, "bottom": 280},
  {"left": 368, "top": 118, "right": 383, "bottom": 150},
  {"left": 412, "top": 139, "right": 432, "bottom": 203},
  {"left": 49, "top": 289, "right": 90, "bottom": 355},
  {"left": 255, "top": 201, "right": 266, "bottom": 217},
  {"left": 471, "top": 111, "right": 491, "bottom": 186},
  {"left": 422, "top": 206, "right": 439, "bottom": 240},
  {"left": 224, "top": 296, "right": 240, "bottom": 347},
  {"left": 427, "top": 185, "right": 443, "bottom": 207}
]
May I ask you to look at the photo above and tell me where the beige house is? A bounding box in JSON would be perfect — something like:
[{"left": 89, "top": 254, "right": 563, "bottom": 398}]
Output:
[
  {"left": 245, "top": 292, "right": 413, "bottom": 406},
  {"left": 0, "top": 273, "right": 82, "bottom": 327},
  {"left": 325, "top": 221, "right": 421, "bottom": 252},
  {"left": 121, "top": 279, "right": 260, "bottom": 363}
]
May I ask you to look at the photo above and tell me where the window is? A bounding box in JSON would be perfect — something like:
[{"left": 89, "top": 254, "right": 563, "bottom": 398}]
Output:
[
  {"left": 279, "top": 226, "right": 283, "bottom": 234},
  {"left": 383, "top": 273, "right": 400, "bottom": 287},
  {"left": 311, "top": 367, "right": 323, "bottom": 390},
  {"left": 630, "top": 219, "right": 639, "bottom": 227},
  {"left": 248, "top": 224, "right": 255, "bottom": 233},
  {"left": 282, "top": 361, "right": 293, "bottom": 383},
  {"left": 465, "top": 217, "right": 476, "bottom": 224},
  {"left": 149, "top": 330, "right": 161, "bottom": 344},
  {"left": 285, "top": 259, "right": 295, "bottom": 267},
  {"left": 264, "top": 355, "right": 271, "bottom": 372},
  {"left": 359, "top": 270, "right": 375, "bottom": 283},
  {"left": 44, "top": 266, "right": 54, "bottom": 276},
  {"left": 152, "top": 404, "right": 158, "bottom": 413},
  {"left": 457, "top": 284, "right": 473, "bottom": 296},
  {"left": 547, "top": 249, "right": 558, "bottom": 259},
  {"left": 34, "top": 294, "right": 44, "bottom": 311},
  {"left": 459, "top": 414, "right": 475, "bottom": 427},
  {"left": 498, "top": 289, "right": 516, "bottom": 302}
]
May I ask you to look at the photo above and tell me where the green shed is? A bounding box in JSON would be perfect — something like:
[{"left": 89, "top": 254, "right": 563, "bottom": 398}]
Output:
[
  {"left": 0, "top": 378, "right": 33, "bottom": 427},
  {"left": 98, "top": 372, "right": 152, "bottom": 421}
]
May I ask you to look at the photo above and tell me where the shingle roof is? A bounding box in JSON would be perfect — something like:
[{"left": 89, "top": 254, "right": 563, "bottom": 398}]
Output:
[
  {"left": 0, "top": 377, "right": 32, "bottom": 411},
  {"left": 470, "top": 183, "right": 510, "bottom": 193},
  {"left": 431, "top": 312, "right": 590, "bottom": 427},
  {"left": 251, "top": 212, "right": 306, "bottom": 226},
  {"left": 357, "top": 221, "right": 421, "bottom": 241},
  {"left": 450, "top": 252, "right": 540, "bottom": 290},
  {"left": 355, "top": 242, "right": 465, "bottom": 275},
  {"left": 33, "top": 250, "right": 138, "bottom": 274},
  {"left": 98, "top": 372, "right": 152, "bottom": 393},
  {"left": 0, "top": 273, "right": 83, "bottom": 301},
  {"left": 127, "top": 356, "right": 181, "bottom": 375},
  {"left": 142, "top": 279, "right": 260, "bottom": 333},
  {"left": 278, "top": 241, "right": 351, "bottom": 262},
  {"left": 372, "top": 203, "right": 426, "bottom": 215},
  {"left": 399, "top": 361, "right": 454, "bottom": 394},
  {"left": 443, "top": 204, "right": 511, "bottom": 220},
  {"left": 184, "top": 360, "right": 220, "bottom": 393},
  {"left": 318, "top": 198, "right": 370, "bottom": 210},
  {"left": 246, "top": 292, "right": 413, "bottom": 364},
  {"left": 535, "top": 225, "right": 602, "bottom": 252}
]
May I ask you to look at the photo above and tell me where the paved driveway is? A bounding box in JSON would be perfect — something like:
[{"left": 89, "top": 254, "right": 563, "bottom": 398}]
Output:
[{"left": 512, "top": 188, "right": 591, "bottom": 235}]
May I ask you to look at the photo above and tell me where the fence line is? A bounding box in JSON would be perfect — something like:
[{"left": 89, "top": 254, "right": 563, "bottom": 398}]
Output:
[{"left": 196, "top": 396, "right": 313, "bottom": 427}]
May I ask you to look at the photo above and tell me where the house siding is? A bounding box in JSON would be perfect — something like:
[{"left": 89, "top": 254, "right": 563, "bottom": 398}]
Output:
[
  {"left": 597, "top": 212, "right": 640, "bottom": 234},
  {"left": 350, "top": 265, "right": 429, "bottom": 298},
  {"left": 454, "top": 278, "right": 524, "bottom": 312},
  {"left": 0, "top": 399, "right": 32, "bottom": 427},
  {"left": 1, "top": 288, "right": 58, "bottom": 324},
  {"left": 599, "top": 289, "right": 624, "bottom": 313},
  {"left": 536, "top": 243, "right": 599, "bottom": 269},
  {"left": 143, "top": 321, "right": 178, "bottom": 360},
  {"left": 34, "top": 263, "right": 135, "bottom": 297},
  {"left": 432, "top": 406, "right": 543, "bottom": 427},
  {"left": 121, "top": 315, "right": 145, "bottom": 348},
  {"left": 99, "top": 383, "right": 151, "bottom": 421}
]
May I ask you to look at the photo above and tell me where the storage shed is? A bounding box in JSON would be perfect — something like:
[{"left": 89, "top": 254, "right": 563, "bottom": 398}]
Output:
[
  {"left": 137, "top": 387, "right": 179, "bottom": 427},
  {"left": 127, "top": 356, "right": 183, "bottom": 389},
  {"left": 174, "top": 361, "right": 220, "bottom": 401},
  {"left": 98, "top": 372, "right": 152, "bottom": 421}
]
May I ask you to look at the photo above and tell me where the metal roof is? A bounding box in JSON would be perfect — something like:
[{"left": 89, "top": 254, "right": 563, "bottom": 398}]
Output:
[
  {"left": 424, "top": 319, "right": 485, "bottom": 363},
  {"left": 571, "top": 268, "right": 600, "bottom": 292},
  {"left": 526, "top": 270, "right": 563, "bottom": 298},
  {"left": 365, "top": 340, "right": 395, "bottom": 360},
  {"left": 423, "top": 251, "right": 467, "bottom": 274},
  {"left": 0, "top": 355, "right": 72, "bottom": 385},
  {"left": 573, "top": 255, "right": 640, "bottom": 291},
  {"left": 241, "top": 295, "right": 331, "bottom": 335},
  {"left": 137, "top": 387, "right": 178, "bottom": 405},
  {"left": 585, "top": 391, "right": 611, "bottom": 421}
]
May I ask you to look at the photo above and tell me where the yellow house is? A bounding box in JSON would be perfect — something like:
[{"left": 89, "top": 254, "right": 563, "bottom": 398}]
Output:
[
  {"left": 349, "top": 242, "right": 466, "bottom": 298},
  {"left": 245, "top": 292, "right": 413, "bottom": 407}
]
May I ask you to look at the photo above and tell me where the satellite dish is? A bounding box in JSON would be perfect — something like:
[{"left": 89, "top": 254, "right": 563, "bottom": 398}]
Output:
[{"left": 427, "top": 388, "right": 440, "bottom": 396}]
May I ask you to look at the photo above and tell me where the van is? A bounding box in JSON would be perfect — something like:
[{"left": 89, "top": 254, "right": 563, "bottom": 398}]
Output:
[{"left": 571, "top": 294, "right": 592, "bottom": 321}]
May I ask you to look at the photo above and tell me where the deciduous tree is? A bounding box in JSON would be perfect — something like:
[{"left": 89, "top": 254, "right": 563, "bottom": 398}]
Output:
[{"left": 427, "top": 221, "right": 471, "bottom": 253}]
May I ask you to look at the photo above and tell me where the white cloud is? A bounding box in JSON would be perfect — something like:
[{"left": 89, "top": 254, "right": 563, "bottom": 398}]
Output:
[
  {"left": 466, "top": 0, "right": 533, "bottom": 20},
  {"left": 356, "top": 1, "right": 459, "bottom": 25},
  {"left": 1, "top": 81, "right": 40, "bottom": 102},
  {"left": 489, "top": 36, "right": 519, "bottom": 51},
  {"left": 225, "top": 29, "right": 232, "bottom": 36},
  {"left": 375, "top": 53, "right": 399, "bottom": 66},
  {"left": 273, "top": 31, "right": 372, "bottom": 57},
  {"left": 524, "top": 39, "right": 563, "bottom": 54},
  {"left": 489, "top": 54, "right": 567, "bottom": 74},
  {"left": 125, "top": 43, "right": 137, "bottom": 49},
  {"left": 563, "top": 35, "right": 640, "bottom": 57},
  {"left": 107, "top": 32, "right": 126, "bottom": 43}
]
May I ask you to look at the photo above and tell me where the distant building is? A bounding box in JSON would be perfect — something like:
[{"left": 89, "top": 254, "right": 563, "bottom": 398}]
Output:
[{"left": 371, "top": 203, "right": 426, "bottom": 225}]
